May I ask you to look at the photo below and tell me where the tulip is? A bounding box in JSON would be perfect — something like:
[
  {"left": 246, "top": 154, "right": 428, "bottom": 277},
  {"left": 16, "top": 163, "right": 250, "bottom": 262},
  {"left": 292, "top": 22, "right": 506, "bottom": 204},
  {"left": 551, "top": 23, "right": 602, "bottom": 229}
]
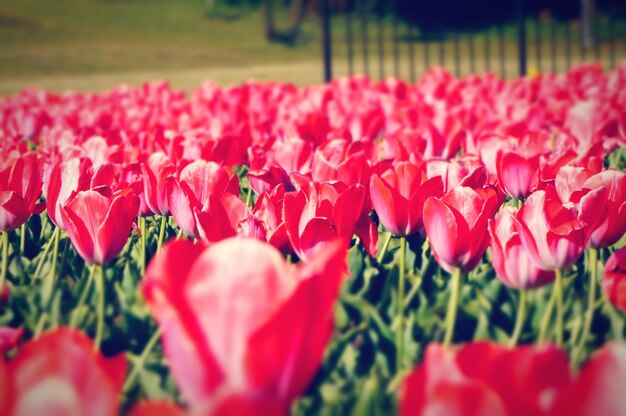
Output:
[
  {"left": 370, "top": 161, "right": 444, "bottom": 237},
  {"left": 247, "top": 184, "right": 291, "bottom": 253},
  {"left": 603, "top": 246, "right": 626, "bottom": 312},
  {"left": 489, "top": 207, "right": 555, "bottom": 290},
  {"left": 399, "top": 342, "right": 571, "bottom": 416},
  {"left": 581, "top": 170, "right": 626, "bottom": 249},
  {"left": 423, "top": 186, "right": 499, "bottom": 346},
  {"left": 513, "top": 186, "right": 604, "bottom": 272},
  {"left": 489, "top": 206, "right": 555, "bottom": 346},
  {"left": 142, "top": 238, "right": 346, "bottom": 414},
  {"left": 513, "top": 185, "right": 606, "bottom": 347},
  {"left": 0, "top": 152, "right": 43, "bottom": 232},
  {"left": 423, "top": 186, "right": 499, "bottom": 274},
  {"left": 284, "top": 181, "right": 374, "bottom": 260},
  {"left": 552, "top": 343, "right": 626, "bottom": 415},
  {"left": 168, "top": 160, "right": 239, "bottom": 238},
  {"left": 130, "top": 401, "right": 184, "bottom": 416},
  {"left": 496, "top": 149, "right": 542, "bottom": 200},
  {"left": 2, "top": 328, "right": 126, "bottom": 416},
  {"left": 61, "top": 187, "right": 139, "bottom": 266},
  {"left": 426, "top": 156, "right": 488, "bottom": 195}
]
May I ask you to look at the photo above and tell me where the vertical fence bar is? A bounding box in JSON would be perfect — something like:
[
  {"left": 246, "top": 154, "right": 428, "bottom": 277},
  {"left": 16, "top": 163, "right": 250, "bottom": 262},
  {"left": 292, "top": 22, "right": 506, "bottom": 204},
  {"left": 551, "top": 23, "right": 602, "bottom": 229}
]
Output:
[
  {"left": 360, "top": 0, "right": 369, "bottom": 77},
  {"left": 498, "top": 21, "right": 505, "bottom": 78},
  {"left": 535, "top": 15, "right": 542, "bottom": 73},
  {"left": 377, "top": 3, "right": 385, "bottom": 80},
  {"left": 346, "top": 0, "right": 354, "bottom": 76},
  {"left": 483, "top": 0, "right": 490, "bottom": 72},
  {"left": 322, "top": 0, "right": 332, "bottom": 82},
  {"left": 517, "top": 0, "right": 527, "bottom": 76},
  {"left": 409, "top": 17, "right": 416, "bottom": 82},
  {"left": 469, "top": 30, "right": 476, "bottom": 74},
  {"left": 565, "top": 19, "right": 571, "bottom": 69},
  {"left": 454, "top": 28, "right": 461, "bottom": 77},
  {"left": 392, "top": 1, "right": 399, "bottom": 77},
  {"left": 609, "top": 16, "right": 615, "bottom": 69},
  {"left": 550, "top": 7, "right": 556, "bottom": 73}
]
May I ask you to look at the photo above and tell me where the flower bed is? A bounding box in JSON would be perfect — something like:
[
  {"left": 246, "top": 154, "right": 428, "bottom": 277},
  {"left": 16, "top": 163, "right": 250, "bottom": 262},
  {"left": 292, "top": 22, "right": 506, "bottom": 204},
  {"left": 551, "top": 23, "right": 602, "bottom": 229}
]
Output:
[{"left": 1, "top": 62, "right": 626, "bottom": 415}]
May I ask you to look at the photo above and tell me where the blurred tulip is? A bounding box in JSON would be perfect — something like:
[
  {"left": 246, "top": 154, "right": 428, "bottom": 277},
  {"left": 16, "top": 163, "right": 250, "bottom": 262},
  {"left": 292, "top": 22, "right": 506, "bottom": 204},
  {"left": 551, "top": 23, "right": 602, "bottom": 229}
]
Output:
[
  {"left": 142, "top": 238, "right": 347, "bottom": 414},
  {"left": 581, "top": 170, "right": 626, "bottom": 248},
  {"left": 552, "top": 343, "right": 626, "bottom": 415},
  {"left": 370, "top": 161, "right": 444, "bottom": 237},
  {"left": 61, "top": 187, "right": 139, "bottom": 265},
  {"left": 426, "top": 156, "right": 488, "bottom": 194},
  {"left": 3, "top": 328, "right": 126, "bottom": 416},
  {"left": 423, "top": 186, "right": 499, "bottom": 273},
  {"left": 0, "top": 152, "right": 43, "bottom": 232},
  {"left": 43, "top": 157, "right": 92, "bottom": 229},
  {"left": 513, "top": 186, "right": 604, "bottom": 271},
  {"left": 489, "top": 207, "right": 555, "bottom": 289},
  {"left": 0, "top": 327, "right": 23, "bottom": 354},
  {"left": 603, "top": 246, "right": 626, "bottom": 312},
  {"left": 399, "top": 342, "right": 571, "bottom": 416},
  {"left": 130, "top": 401, "right": 184, "bottom": 416}
]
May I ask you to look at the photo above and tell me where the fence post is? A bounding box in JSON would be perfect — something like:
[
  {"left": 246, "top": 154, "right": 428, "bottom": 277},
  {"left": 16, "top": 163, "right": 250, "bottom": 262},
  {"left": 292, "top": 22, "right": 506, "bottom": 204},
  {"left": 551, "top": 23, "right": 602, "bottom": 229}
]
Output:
[
  {"left": 322, "top": 0, "right": 332, "bottom": 82},
  {"left": 517, "top": 0, "right": 527, "bottom": 76}
]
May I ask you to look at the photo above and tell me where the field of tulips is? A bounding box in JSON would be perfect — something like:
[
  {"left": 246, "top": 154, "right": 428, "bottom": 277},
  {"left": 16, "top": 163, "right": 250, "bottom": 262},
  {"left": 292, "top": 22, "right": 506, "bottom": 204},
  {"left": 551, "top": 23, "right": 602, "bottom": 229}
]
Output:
[{"left": 1, "top": 61, "right": 626, "bottom": 415}]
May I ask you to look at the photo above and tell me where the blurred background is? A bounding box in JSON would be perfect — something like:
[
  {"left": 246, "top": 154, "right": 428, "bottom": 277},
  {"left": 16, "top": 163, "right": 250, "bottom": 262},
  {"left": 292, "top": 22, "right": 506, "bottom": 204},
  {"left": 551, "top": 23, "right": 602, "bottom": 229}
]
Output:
[{"left": 1, "top": 0, "right": 625, "bottom": 96}]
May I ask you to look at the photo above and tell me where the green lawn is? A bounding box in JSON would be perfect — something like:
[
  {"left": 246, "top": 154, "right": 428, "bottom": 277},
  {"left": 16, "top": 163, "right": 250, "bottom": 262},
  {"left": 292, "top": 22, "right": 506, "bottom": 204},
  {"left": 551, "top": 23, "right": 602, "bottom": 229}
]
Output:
[{"left": 1, "top": 0, "right": 624, "bottom": 96}]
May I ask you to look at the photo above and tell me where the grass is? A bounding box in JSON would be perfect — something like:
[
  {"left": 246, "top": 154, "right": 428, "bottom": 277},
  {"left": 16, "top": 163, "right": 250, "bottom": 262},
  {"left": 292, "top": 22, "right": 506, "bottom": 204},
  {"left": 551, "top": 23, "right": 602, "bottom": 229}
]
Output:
[{"left": 1, "top": 0, "right": 625, "bottom": 96}]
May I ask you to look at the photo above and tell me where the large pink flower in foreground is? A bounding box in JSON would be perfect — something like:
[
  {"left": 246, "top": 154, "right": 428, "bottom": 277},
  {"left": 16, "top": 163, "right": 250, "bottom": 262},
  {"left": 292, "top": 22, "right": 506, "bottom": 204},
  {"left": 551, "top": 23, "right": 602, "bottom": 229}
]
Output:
[{"left": 142, "top": 238, "right": 347, "bottom": 415}]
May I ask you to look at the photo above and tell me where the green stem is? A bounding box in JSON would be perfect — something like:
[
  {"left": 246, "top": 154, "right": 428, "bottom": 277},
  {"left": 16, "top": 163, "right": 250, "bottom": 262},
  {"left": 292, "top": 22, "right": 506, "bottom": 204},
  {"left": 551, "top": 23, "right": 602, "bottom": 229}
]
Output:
[
  {"left": 444, "top": 268, "right": 462, "bottom": 348},
  {"left": 94, "top": 264, "right": 105, "bottom": 350},
  {"left": 396, "top": 236, "right": 406, "bottom": 371},
  {"left": 538, "top": 282, "right": 557, "bottom": 343},
  {"left": 33, "top": 228, "right": 57, "bottom": 279},
  {"left": 245, "top": 186, "right": 253, "bottom": 208},
  {"left": 156, "top": 215, "right": 167, "bottom": 252},
  {"left": 554, "top": 269, "right": 564, "bottom": 347},
  {"left": 122, "top": 326, "right": 164, "bottom": 392},
  {"left": 0, "top": 232, "right": 8, "bottom": 295},
  {"left": 69, "top": 264, "right": 96, "bottom": 328},
  {"left": 573, "top": 249, "right": 598, "bottom": 362},
  {"left": 41, "top": 227, "right": 60, "bottom": 307},
  {"left": 508, "top": 289, "right": 527, "bottom": 347},
  {"left": 20, "top": 223, "right": 26, "bottom": 254},
  {"left": 34, "top": 312, "right": 48, "bottom": 338},
  {"left": 139, "top": 216, "right": 147, "bottom": 276},
  {"left": 377, "top": 232, "right": 393, "bottom": 263}
]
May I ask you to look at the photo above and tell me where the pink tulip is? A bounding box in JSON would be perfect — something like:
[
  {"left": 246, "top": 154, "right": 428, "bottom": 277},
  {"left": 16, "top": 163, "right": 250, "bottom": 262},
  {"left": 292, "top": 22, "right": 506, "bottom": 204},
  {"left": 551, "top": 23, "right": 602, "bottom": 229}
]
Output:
[
  {"left": 0, "top": 152, "right": 43, "bottom": 232},
  {"left": 489, "top": 207, "right": 555, "bottom": 289},
  {"left": 423, "top": 186, "right": 499, "bottom": 273},
  {"left": 603, "top": 246, "right": 626, "bottom": 312},
  {"left": 61, "top": 187, "right": 139, "bottom": 265},
  {"left": 142, "top": 238, "right": 347, "bottom": 414}
]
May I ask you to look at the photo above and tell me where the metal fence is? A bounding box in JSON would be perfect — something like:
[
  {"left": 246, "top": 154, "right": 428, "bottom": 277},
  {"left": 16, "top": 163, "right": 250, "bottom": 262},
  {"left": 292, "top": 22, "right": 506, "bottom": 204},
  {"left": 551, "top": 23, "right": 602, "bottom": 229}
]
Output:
[{"left": 321, "top": 0, "right": 626, "bottom": 82}]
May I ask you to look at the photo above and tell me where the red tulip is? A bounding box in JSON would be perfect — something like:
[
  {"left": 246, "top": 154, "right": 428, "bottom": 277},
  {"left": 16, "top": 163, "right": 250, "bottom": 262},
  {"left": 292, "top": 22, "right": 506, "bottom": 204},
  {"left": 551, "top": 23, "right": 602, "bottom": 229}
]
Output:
[
  {"left": 142, "top": 238, "right": 347, "bottom": 414},
  {"left": 496, "top": 150, "right": 542, "bottom": 199},
  {"left": 552, "top": 343, "right": 626, "bottom": 415},
  {"left": 60, "top": 187, "right": 139, "bottom": 265},
  {"left": 246, "top": 184, "right": 291, "bottom": 252},
  {"left": 370, "top": 161, "right": 444, "bottom": 237},
  {"left": 0, "top": 326, "right": 23, "bottom": 354},
  {"left": 0, "top": 152, "right": 43, "bottom": 232},
  {"left": 603, "top": 246, "right": 626, "bottom": 312},
  {"left": 194, "top": 193, "right": 250, "bottom": 243},
  {"left": 130, "top": 401, "right": 184, "bottom": 416},
  {"left": 399, "top": 342, "right": 571, "bottom": 416},
  {"left": 488, "top": 206, "right": 555, "bottom": 289},
  {"left": 426, "top": 156, "right": 488, "bottom": 194},
  {"left": 3, "top": 328, "right": 126, "bottom": 416},
  {"left": 119, "top": 153, "right": 175, "bottom": 217},
  {"left": 581, "top": 170, "right": 626, "bottom": 248},
  {"left": 284, "top": 181, "right": 374, "bottom": 259},
  {"left": 423, "top": 186, "right": 499, "bottom": 273},
  {"left": 43, "top": 157, "right": 92, "bottom": 229},
  {"left": 168, "top": 160, "right": 239, "bottom": 238},
  {"left": 512, "top": 186, "right": 604, "bottom": 271}
]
